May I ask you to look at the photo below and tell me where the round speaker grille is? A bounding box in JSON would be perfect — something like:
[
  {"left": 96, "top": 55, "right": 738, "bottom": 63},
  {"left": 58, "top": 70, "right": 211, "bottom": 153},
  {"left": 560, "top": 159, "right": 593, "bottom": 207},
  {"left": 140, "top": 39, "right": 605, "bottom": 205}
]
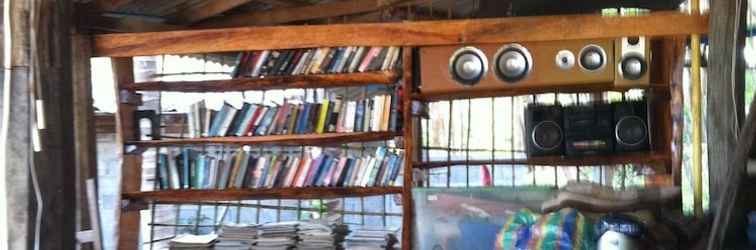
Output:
[
  {"left": 449, "top": 47, "right": 488, "bottom": 86},
  {"left": 615, "top": 116, "right": 647, "bottom": 146},
  {"left": 619, "top": 54, "right": 647, "bottom": 80},
  {"left": 494, "top": 44, "right": 532, "bottom": 83},
  {"left": 578, "top": 44, "right": 607, "bottom": 71},
  {"left": 532, "top": 121, "right": 563, "bottom": 151},
  {"left": 555, "top": 50, "right": 575, "bottom": 70}
]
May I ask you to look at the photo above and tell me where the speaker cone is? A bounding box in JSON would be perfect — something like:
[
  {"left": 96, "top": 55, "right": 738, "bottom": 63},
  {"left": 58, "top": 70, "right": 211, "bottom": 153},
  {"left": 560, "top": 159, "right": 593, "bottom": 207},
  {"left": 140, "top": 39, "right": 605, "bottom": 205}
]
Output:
[
  {"left": 532, "top": 121, "right": 563, "bottom": 150},
  {"left": 494, "top": 44, "right": 532, "bottom": 83},
  {"left": 449, "top": 47, "right": 488, "bottom": 86},
  {"left": 615, "top": 116, "right": 647, "bottom": 146},
  {"left": 619, "top": 53, "right": 647, "bottom": 80},
  {"left": 579, "top": 44, "right": 607, "bottom": 71}
]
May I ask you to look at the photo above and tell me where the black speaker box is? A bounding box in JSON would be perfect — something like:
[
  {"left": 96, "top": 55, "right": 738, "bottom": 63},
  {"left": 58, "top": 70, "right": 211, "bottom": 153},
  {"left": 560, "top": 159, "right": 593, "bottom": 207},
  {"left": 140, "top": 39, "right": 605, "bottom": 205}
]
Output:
[
  {"left": 613, "top": 99, "right": 650, "bottom": 153},
  {"left": 563, "top": 102, "right": 614, "bottom": 157},
  {"left": 525, "top": 104, "right": 564, "bottom": 157}
]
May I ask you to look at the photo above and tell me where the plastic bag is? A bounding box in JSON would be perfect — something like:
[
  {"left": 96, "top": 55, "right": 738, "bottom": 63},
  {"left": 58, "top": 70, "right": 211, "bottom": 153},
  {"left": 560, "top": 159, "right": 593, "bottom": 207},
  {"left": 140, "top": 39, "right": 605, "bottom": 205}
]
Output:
[{"left": 496, "top": 208, "right": 595, "bottom": 250}]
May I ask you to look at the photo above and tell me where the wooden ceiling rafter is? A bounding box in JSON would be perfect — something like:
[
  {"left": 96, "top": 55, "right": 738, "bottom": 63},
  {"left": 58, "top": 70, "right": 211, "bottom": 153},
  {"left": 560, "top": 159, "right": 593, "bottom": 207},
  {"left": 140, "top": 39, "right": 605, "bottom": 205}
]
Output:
[
  {"left": 171, "top": 0, "right": 256, "bottom": 25},
  {"left": 195, "top": 0, "right": 430, "bottom": 28},
  {"left": 93, "top": 0, "right": 134, "bottom": 12}
]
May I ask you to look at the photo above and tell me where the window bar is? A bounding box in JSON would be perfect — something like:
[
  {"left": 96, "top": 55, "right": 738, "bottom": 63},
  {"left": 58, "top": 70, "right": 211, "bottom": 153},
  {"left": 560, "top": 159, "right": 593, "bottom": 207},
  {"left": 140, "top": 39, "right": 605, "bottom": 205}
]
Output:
[
  {"left": 149, "top": 66, "right": 167, "bottom": 249},
  {"left": 491, "top": 97, "right": 496, "bottom": 186},
  {"left": 510, "top": 96, "right": 515, "bottom": 188},
  {"left": 256, "top": 90, "right": 268, "bottom": 224},
  {"left": 447, "top": 101, "right": 453, "bottom": 188},
  {"left": 193, "top": 205, "right": 203, "bottom": 234},
  {"left": 424, "top": 116, "right": 430, "bottom": 187},
  {"left": 213, "top": 204, "right": 219, "bottom": 232},
  {"left": 466, "top": 98, "right": 471, "bottom": 188}
]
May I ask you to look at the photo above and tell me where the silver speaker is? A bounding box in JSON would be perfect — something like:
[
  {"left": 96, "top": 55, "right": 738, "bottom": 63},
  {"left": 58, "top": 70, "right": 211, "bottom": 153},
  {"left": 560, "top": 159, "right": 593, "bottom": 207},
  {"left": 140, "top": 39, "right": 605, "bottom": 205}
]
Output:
[
  {"left": 555, "top": 50, "right": 576, "bottom": 70},
  {"left": 617, "top": 36, "right": 648, "bottom": 81},
  {"left": 493, "top": 43, "right": 532, "bottom": 83},
  {"left": 578, "top": 44, "right": 608, "bottom": 72},
  {"left": 448, "top": 46, "right": 488, "bottom": 86}
]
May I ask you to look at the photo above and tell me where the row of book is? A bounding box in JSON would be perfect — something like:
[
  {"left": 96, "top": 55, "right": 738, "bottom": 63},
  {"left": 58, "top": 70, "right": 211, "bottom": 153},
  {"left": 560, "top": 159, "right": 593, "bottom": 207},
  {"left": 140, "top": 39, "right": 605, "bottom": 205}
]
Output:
[
  {"left": 156, "top": 147, "right": 404, "bottom": 190},
  {"left": 185, "top": 93, "right": 400, "bottom": 138},
  {"left": 230, "top": 46, "right": 402, "bottom": 78}
]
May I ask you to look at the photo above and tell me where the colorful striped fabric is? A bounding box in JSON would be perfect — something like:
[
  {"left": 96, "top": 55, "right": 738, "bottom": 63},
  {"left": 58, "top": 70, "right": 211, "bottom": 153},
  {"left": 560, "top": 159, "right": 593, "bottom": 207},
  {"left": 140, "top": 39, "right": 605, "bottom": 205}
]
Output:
[{"left": 495, "top": 208, "right": 595, "bottom": 250}]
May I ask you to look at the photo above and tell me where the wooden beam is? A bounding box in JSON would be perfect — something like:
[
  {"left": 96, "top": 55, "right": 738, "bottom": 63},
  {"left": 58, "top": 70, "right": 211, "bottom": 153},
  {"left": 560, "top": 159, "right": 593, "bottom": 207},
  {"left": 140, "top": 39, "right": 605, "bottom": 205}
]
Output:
[
  {"left": 93, "top": 11, "right": 708, "bottom": 57},
  {"left": 171, "top": 0, "right": 254, "bottom": 25},
  {"left": 256, "top": 0, "right": 301, "bottom": 8},
  {"left": 706, "top": 0, "right": 749, "bottom": 247},
  {"left": 86, "top": 15, "right": 186, "bottom": 33},
  {"left": 126, "top": 131, "right": 402, "bottom": 147},
  {"left": 94, "top": 0, "right": 133, "bottom": 12},
  {"left": 124, "top": 187, "right": 403, "bottom": 202},
  {"left": 197, "top": 0, "right": 420, "bottom": 28}
]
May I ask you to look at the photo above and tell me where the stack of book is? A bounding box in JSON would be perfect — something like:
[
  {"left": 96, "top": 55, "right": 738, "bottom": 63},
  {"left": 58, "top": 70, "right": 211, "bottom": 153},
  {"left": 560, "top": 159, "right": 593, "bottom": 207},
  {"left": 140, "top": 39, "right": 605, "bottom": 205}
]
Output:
[
  {"left": 184, "top": 93, "right": 400, "bottom": 139},
  {"left": 168, "top": 234, "right": 218, "bottom": 250},
  {"left": 344, "top": 227, "right": 399, "bottom": 250},
  {"left": 230, "top": 46, "right": 402, "bottom": 78},
  {"left": 156, "top": 146, "right": 404, "bottom": 191},
  {"left": 252, "top": 222, "right": 299, "bottom": 250},
  {"left": 296, "top": 222, "right": 336, "bottom": 250},
  {"left": 215, "top": 224, "right": 259, "bottom": 250}
]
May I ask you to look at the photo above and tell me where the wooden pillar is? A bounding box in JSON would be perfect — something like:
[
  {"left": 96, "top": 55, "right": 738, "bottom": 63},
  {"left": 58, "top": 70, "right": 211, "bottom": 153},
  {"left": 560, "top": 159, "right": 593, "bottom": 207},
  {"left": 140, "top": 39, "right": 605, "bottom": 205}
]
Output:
[
  {"left": 1, "top": 0, "right": 32, "bottom": 249},
  {"left": 401, "top": 46, "right": 414, "bottom": 250},
  {"left": 72, "top": 32, "right": 99, "bottom": 250},
  {"left": 112, "top": 58, "right": 143, "bottom": 250},
  {"left": 706, "top": 0, "right": 749, "bottom": 247}
]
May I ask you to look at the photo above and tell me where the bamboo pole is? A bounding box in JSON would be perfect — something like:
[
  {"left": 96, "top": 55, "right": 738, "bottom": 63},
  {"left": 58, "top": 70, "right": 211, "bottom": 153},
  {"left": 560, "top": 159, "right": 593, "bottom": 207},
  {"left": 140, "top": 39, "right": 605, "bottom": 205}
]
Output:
[{"left": 690, "top": 0, "right": 703, "bottom": 218}]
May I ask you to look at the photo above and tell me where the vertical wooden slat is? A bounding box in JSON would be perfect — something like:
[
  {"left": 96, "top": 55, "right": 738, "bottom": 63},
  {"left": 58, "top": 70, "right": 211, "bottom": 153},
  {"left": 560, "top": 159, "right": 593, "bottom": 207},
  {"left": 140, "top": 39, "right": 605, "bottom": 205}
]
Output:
[
  {"left": 112, "top": 57, "right": 143, "bottom": 250},
  {"left": 401, "top": 46, "right": 415, "bottom": 250},
  {"left": 72, "top": 33, "right": 98, "bottom": 250}
]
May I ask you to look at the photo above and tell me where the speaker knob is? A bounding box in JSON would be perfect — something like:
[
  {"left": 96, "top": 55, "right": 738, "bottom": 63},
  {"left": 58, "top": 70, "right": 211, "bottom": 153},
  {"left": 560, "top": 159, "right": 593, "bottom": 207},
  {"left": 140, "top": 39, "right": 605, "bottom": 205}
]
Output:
[
  {"left": 494, "top": 44, "right": 532, "bottom": 83},
  {"left": 619, "top": 54, "right": 647, "bottom": 80},
  {"left": 449, "top": 47, "right": 488, "bottom": 86},
  {"left": 579, "top": 44, "right": 607, "bottom": 71},
  {"left": 555, "top": 50, "right": 575, "bottom": 70}
]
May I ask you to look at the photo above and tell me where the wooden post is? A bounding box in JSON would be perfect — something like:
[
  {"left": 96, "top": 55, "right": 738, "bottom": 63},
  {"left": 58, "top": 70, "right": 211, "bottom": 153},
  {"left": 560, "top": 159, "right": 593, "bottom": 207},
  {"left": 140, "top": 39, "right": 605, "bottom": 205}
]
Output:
[
  {"left": 401, "top": 46, "right": 414, "bottom": 250},
  {"left": 1, "top": 0, "right": 31, "bottom": 249},
  {"left": 72, "top": 33, "right": 98, "bottom": 250},
  {"left": 111, "top": 58, "right": 143, "bottom": 250}
]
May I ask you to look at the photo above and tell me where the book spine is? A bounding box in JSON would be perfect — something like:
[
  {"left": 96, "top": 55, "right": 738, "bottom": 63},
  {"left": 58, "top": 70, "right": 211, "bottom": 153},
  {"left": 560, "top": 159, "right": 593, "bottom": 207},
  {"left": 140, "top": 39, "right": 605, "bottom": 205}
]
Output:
[
  {"left": 358, "top": 47, "right": 381, "bottom": 72},
  {"left": 349, "top": 47, "right": 366, "bottom": 73},
  {"left": 251, "top": 50, "right": 270, "bottom": 77},
  {"left": 315, "top": 99, "right": 330, "bottom": 134},
  {"left": 354, "top": 99, "right": 365, "bottom": 132}
]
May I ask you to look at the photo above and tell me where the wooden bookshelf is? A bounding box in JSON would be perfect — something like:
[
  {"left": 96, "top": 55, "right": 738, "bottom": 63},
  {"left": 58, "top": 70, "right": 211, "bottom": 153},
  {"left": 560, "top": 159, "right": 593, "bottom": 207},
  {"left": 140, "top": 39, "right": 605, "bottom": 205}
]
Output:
[
  {"left": 413, "top": 83, "right": 671, "bottom": 102},
  {"left": 123, "top": 187, "right": 403, "bottom": 202},
  {"left": 121, "top": 70, "right": 400, "bottom": 92},
  {"left": 127, "top": 131, "right": 401, "bottom": 147},
  {"left": 413, "top": 152, "right": 670, "bottom": 169}
]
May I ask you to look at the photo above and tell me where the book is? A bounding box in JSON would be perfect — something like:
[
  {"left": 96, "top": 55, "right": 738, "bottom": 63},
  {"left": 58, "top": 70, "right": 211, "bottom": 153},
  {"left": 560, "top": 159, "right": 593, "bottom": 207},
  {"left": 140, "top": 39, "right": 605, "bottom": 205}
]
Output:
[
  {"left": 344, "top": 101, "right": 357, "bottom": 133},
  {"left": 226, "top": 103, "right": 250, "bottom": 136},
  {"left": 354, "top": 99, "right": 365, "bottom": 132},
  {"left": 358, "top": 47, "right": 382, "bottom": 72},
  {"left": 235, "top": 104, "right": 258, "bottom": 136},
  {"left": 349, "top": 47, "right": 367, "bottom": 73},
  {"left": 315, "top": 99, "right": 330, "bottom": 134},
  {"left": 251, "top": 50, "right": 271, "bottom": 77},
  {"left": 255, "top": 106, "right": 279, "bottom": 136},
  {"left": 367, "top": 47, "right": 389, "bottom": 72},
  {"left": 285, "top": 104, "right": 300, "bottom": 135},
  {"left": 157, "top": 153, "right": 169, "bottom": 189},
  {"left": 234, "top": 151, "right": 250, "bottom": 188},
  {"left": 167, "top": 150, "right": 181, "bottom": 189}
]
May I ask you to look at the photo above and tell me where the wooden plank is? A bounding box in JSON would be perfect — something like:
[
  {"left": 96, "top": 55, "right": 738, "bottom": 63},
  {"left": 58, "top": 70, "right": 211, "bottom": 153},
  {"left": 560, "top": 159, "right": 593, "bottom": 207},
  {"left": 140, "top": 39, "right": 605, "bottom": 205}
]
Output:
[
  {"left": 171, "top": 0, "right": 253, "bottom": 24},
  {"left": 127, "top": 131, "right": 402, "bottom": 147},
  {"left": 72, "top": 33, "right": 98, "bottom": 250},
  {"left": 122, "top": 70, "right": 400, "bottom": 92},
  {"left": 123, "top": 187, "right": 403, "bottom": 202},
  {"left": 87, "top": 15, "right": 186, "bottom": 33},
  {"left": 707, "top": 0, "right": 749, "bottom": 247},
  {"left": 400, "top": 47, "right": 415, "bottom": 250},
  {"left": 94, "top": 0, "right": 133, "bottom": 12},
  {"left": 86, "top": 179, "right": 104, "bottom": 250},
  {"left": 93, "top": 11, "right": 708, "bottom": 57},
  {"left": 414, "top": 152, "right": 670, "bottom": 170},
  {"left": 111, "top": 57, "right": 143, "bottom": 250},
  {"left": 413, "top": 83, "right": 670, "bottom": 102},
  {"left": 197, "top": 0, "right": 420, "bottom": 28}
]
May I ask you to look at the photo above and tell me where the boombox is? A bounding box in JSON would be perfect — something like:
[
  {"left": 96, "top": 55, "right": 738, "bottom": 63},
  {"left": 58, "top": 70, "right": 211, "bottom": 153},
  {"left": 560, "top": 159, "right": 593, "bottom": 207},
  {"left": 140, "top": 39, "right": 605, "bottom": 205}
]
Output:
[
  {"left": 418, "top": 37, "right": 651, "bottom": 96},
  {"left": 524, "top": 99, "right": 650, "bottom": 157}
]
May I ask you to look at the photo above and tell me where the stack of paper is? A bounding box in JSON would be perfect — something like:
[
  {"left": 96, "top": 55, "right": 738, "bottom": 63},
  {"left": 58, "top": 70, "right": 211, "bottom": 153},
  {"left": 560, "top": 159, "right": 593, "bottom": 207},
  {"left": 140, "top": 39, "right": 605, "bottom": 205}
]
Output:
[
  {"left": 169, "top": 234, "right": 217, "bottom": 250},
  {"left": 252, "top": 222, "right": 298, "bottom": 250},
  {"left": 296, "top": 222, "right": 335, "bottom": 250},
  {"left": 216, "top": 223, "right": 259, "bottom": 250},
  {"left": 345, "top": 226, "right": 399, "bottom": 250}
]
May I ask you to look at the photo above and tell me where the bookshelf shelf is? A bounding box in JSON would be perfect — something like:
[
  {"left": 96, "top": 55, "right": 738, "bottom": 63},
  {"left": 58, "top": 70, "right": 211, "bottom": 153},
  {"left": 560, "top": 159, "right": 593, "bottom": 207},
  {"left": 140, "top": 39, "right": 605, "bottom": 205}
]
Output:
[
  {"left": 123, "top": 187, "right": 404, "bottom": 202},
  {"left": 413, "top": 83, "right": 671, "bottom": 102},
  {"left": 122, "top": 70, "right": 401, "bottom": 92},
  {"left": 127, "top": 131, "right": 402, "bottom": 147},
  {"left": 413, "top": 152, "right": 670, "bottom": 169}
]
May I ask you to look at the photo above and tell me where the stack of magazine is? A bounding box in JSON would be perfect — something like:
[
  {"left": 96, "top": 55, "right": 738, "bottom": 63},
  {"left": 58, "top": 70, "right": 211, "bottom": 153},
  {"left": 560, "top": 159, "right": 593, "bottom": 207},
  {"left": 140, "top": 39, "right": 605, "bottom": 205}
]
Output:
[
  {"left": 184, "top": 91, "right": 400, "bottom": 139},
  {"left": 344, "top": 226, "right": 399, "bottom": 250},
  {"left": 168, "top": 234, "right": 217, "bottom": 250},
  {"left": 215, "top": 224, "right": 259, "bottom": 250},
  {"left": 230, "top": 46, "right": 402, "bottom": 78},
  {"left": 156, "top": 146, "right": 404, "bottom": 191}
]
